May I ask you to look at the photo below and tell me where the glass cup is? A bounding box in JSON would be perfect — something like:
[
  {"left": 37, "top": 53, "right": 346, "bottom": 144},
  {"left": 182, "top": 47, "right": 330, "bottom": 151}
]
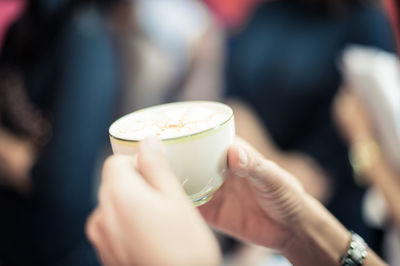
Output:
[{"left": 109, "top": 101, "right": 235, "bottom": 206}]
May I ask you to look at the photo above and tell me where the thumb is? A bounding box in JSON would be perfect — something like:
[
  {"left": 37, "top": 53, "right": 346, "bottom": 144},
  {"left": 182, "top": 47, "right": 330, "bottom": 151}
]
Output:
[
  {"left": 137, "top": 137, "right": 185, "bottom": 195},
  {"left": 228, "top": 140, "right": 304, "bottom": 196}
]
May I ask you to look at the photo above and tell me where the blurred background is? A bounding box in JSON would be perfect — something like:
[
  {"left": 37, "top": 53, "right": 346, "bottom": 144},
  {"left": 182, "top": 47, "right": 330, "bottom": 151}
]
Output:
[{"left": 0, "top": 0, "right": 399, "bottom": 265}]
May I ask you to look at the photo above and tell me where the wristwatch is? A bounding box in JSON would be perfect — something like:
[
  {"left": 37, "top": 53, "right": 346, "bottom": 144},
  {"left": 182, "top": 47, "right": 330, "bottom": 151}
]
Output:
[{"left": 340, "top": 232, "right": 368, "bottom": 266}]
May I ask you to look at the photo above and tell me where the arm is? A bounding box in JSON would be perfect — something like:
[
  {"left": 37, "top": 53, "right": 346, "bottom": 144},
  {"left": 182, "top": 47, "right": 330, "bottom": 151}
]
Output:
[
  {"left": 179, "top": 20, "right": 225, "bottom": 102},
  {"left": 334, "top": 89, "right": 400, "bottom": 228},
  {"left": 283, "top": 195, "right": 386, "bottom": 266},
  {"left": 200, "top": 138, "right": 386, "bottom": 266},
  {"left": 0, "top": 127, "right": 33, "bottom": 192},
  {"left": 88, "top": 137, "right": 387, "bottom": 266},
  {"left": 365, "top": 153, "right": 400, "bottom": 230}
]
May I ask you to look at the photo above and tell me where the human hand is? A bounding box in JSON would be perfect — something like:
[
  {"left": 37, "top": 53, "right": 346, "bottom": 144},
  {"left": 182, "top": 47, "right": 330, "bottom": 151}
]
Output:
[
  {"left": 198, "top": 138, "right": 309, "bottom": 252},
  {"left": 0, "top": 128, "right": 34, "bottom": 193},
  {"left": 200, "top": 139, "right": 388, "bottom": 266},
  {"left": 86, "top": 137, "right": 220, "bottom": 266},
  {"left": 333, "top": 88, "right": 374, "bottom": 143}
]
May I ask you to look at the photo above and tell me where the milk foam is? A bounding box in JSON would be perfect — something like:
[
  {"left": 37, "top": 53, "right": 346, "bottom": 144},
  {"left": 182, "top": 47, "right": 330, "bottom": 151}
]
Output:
[{"left": 109, "top": 101, "right": 232, "bottom": 140}]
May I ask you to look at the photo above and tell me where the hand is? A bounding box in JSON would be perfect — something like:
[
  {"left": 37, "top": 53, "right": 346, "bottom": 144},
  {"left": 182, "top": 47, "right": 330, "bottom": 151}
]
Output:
[
  {"left": 0, "top": 128, "right": 34, "bottom": 193},
  {"left": 86, "top": 138, "right": 220, "bottom": 266},
  {"left": 200, "top": 139, "right": 387, "bottom": 266},
  {"left": 199, "top": 139, "right": 308, "bottom": 252},
  {"left": 333, "top": 89, "right": 374, "bottom": 143}
]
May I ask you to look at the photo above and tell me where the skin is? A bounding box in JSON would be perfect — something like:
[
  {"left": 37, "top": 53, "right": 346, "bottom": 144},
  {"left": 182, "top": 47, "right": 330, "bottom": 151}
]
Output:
[
  {"left": 87, "top": 137, "right": 387, "bottom": 266},
  {"left": 334, "top": 89, "right": 400, "bottom": 229},
  {"left": 0, "top": 127, "right": 34, "bottom": 193},
  {"left": 86, "top": 137, "right": 220, "bottom": 266},
  {"left": 199, "top": 138, "right": 307, "bottom": 250}
]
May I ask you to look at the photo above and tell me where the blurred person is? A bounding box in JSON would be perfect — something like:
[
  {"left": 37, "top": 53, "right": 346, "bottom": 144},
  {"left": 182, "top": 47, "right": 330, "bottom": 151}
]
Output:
[
  {"left": 223, "top": 0, "right": 397, "bottom": 253},
  {"left": 0, "top": 0, "right": 27, "bottom": 52},
  {"left": 87, "top": 137, "right": 387, "bottom": 266},
  {"left": 115, "top": 1, "right": 233, "bottom": 258},
  {"left": 0, "top": 0, "right": 131, "bottom": 264},
  {"left": 335, "top": 89, "right": 400, "bottom": 227},
  {"left": 0, "top": 68, "right": 50, "bottom": 193},
  {"left": 118, "top": 0, "right": 224, "bottom": 115},
  {"left": 383, "top": 0, "right": 399, "bottom": 49},
  {"left": 203, "top": 0, "right": 261, "bottom": 29},
  {"left": 334, "top": 88, "right": 400, "bottom": 265}
]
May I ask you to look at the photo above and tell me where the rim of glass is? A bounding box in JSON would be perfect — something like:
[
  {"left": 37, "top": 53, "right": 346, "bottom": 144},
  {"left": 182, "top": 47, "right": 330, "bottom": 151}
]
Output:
[{"left": 109, "top": 101, "right": 234, "bottom": 143}]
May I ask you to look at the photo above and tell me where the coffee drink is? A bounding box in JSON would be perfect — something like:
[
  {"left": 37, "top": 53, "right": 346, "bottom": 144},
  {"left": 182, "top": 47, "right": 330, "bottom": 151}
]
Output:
[{"left": 109, "top": 101, "right": 235, "bottom": 206}]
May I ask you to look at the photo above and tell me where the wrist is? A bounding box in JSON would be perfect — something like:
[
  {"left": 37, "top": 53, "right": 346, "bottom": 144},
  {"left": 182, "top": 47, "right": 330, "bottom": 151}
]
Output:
[
  {"left": 281, "top": 195, "right": 351, "bottom": 266},
  {"left": 340, "top": 232, "right": 368, "bottom": 266}
]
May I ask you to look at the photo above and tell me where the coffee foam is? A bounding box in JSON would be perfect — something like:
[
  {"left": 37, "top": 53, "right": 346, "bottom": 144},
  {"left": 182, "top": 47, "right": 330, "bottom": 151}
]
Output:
[{"left": 109, "top": 101, "right": 232, "bottom": 140}]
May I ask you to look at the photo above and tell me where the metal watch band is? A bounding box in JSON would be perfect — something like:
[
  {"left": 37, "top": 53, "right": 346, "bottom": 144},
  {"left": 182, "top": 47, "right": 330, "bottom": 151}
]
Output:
[{"left": 340, "top": 232, "right": 368, "bottom": 266}]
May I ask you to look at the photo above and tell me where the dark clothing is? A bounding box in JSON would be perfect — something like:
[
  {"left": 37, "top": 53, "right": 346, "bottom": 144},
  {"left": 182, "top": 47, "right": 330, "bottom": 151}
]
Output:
[
  {"left": 0, "top": 6, "right": 117, "bottom": 266},
  {"left": 226, "top": 0, "right": 396, "bottom": 248}
]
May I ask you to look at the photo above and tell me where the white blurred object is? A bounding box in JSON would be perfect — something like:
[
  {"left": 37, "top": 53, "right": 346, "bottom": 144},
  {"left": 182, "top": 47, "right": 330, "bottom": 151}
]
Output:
[
  {"left": 362, "top": 187, "right": 388, "bottom": 228},
  {"left": 342, "top": 46, "right": 400, "bottom": 265},
  {"left": 261, "top": 255, "right": 292, "bottom": 266},
  {"left": 222, "top": 245, "right": 292, "bottom": 266},
  {"left": 342, "top": 46, "right": 400, "bottom": 172},
  {"left": 121, "top": 0, "right": 224, "bottom": 113},
  {"left": 135, "top": 0, "right": 210, "bottom": 64}
]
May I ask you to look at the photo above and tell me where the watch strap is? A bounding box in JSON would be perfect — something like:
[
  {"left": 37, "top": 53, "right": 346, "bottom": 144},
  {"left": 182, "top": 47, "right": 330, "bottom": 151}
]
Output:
[{"left": 340, "top": 232, "right": 368, "bottom": 266}]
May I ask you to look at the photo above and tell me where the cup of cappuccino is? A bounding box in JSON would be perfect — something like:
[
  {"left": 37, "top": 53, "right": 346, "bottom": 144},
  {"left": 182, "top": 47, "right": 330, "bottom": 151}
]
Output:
[{"left": 109, "top": 101, "right": 235, "bottom": 206}]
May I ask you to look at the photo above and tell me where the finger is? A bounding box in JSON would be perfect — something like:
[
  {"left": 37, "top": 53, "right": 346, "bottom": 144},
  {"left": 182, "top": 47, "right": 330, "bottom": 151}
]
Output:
[
  {"left": 86, "top": 208, "right": 102, "bottom": 247},
  {"left": 95, "top": 156, "right": 161, "bottom": 265},
  {"left": 99, "top": 155, "right": 156, "bottom": 226},
  {"left": 227, "top": 141, "right": 304, "bottom": 194},
  {"left": 101, "top": 155, "right": 152, "bottom": 195},
  {"left": 86, "top": 209, "right": 118, "bottom": 266},
  {"left": 102, "top": 155, "right": 137, "bottom": 183},
  {"left": 137, "top": 137, "right": 183, "bottom": 194}
]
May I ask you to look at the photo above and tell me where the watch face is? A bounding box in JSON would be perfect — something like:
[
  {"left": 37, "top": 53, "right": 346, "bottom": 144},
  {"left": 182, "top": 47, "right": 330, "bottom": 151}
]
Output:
[{"left": 341, "top": 233, "right": 368, "bottom": 266}]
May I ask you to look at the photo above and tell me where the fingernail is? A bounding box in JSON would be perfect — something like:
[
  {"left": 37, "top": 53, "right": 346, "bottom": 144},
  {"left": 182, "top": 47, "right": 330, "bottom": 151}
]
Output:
[
  {"left": 238, "top": 146, "right": 248, "bottom": 166},
  {"left": 143, "top": 136, "right": 164, "bottom": 153}
]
